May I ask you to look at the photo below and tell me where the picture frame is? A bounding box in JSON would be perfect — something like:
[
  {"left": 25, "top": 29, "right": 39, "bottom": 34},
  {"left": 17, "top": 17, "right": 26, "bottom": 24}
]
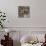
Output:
[{"left": 18, "top": 6, "right": 30, "bottom": 18}]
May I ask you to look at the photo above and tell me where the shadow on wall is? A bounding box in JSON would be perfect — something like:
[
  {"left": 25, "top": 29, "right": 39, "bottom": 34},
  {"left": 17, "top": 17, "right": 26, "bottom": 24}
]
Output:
[{"left": 13, "top": 40, "right": 21, "bottom": 46}]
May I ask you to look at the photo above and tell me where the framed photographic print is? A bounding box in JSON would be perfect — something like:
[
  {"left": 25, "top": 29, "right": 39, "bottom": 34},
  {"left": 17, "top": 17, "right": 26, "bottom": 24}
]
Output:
[{"left": 18, "top": 6, "right": 30, "bottom": 18}]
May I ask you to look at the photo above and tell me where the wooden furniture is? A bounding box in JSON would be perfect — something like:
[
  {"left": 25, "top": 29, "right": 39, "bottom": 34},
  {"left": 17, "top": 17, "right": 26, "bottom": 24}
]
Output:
[
  {"left": 1, "top": 33, "right": 13, "bottom": 46},
  {"left": 41, "top": 34, "right": 46, "bottom": 46}
]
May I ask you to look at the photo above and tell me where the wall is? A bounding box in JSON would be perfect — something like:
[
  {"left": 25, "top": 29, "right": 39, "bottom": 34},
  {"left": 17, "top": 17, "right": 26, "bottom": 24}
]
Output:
[{"left": 0, "top": 0, "right": 46, "bottom": 28}]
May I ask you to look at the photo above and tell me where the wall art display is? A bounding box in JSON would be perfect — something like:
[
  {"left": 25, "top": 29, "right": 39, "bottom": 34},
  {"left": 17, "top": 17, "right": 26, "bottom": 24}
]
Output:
[{"left": 18, "top": 6, "right": 30, "bottom": 18}]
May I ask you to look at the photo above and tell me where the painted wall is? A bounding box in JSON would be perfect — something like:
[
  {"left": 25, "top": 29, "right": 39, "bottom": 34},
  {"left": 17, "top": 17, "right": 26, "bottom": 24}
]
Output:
[{"left": 0, "top": 0, "right": 46, "bottom": 27}]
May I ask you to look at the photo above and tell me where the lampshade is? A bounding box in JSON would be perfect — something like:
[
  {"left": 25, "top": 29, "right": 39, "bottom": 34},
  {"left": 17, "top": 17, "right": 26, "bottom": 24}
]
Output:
[{"left": 5, "top": 29, "right": 10, "bottom": 33}]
